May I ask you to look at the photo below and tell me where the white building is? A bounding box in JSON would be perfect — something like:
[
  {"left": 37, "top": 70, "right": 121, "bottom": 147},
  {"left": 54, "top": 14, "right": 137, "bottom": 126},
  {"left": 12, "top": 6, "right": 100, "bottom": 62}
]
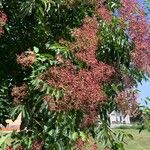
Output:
[{"left": 109, "top": 110, "right": 130, "bottom": 128}]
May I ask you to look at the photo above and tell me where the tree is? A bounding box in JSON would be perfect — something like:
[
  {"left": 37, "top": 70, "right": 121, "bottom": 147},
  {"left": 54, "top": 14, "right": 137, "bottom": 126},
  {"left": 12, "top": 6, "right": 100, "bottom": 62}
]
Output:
[{"left": 0, "top": 0, "right": 150, "bottom": 149}]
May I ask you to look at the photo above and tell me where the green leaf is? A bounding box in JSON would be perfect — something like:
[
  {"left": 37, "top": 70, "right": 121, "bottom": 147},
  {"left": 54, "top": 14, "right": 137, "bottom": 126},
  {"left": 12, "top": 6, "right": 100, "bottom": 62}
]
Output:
[
  {"left": 33, "top": 46, "right": 39, "bottom": 53},
  {"left": 79, "top": 131, "right": 87, "bottom": 142},
  {"left": 72, "top": 132, "right": 78, "bottom": 141},
  {"left": 127, "top": 133, "right": 134, "bottom": 140},
  {"left": 0, "top": 133, "right": 12, "bottom": 148}
]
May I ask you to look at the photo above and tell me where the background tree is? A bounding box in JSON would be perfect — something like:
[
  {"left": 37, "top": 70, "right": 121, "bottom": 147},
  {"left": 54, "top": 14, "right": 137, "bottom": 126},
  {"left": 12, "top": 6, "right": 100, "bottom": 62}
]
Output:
[{"left": 0, "top": 0, "right": 150, "bottom": 149}]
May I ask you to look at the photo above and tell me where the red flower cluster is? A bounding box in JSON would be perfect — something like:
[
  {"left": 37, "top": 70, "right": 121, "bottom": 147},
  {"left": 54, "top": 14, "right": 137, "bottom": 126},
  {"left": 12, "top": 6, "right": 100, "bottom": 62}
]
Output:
[
  {"left": 122, "top": 75, "right": 136, "bottom": 88},
  {"left": 16, "top": 51, "right": 36, "bottom": 69},
  {"left": 0, "top": 10, "right": 7, "bottom": 35},
  {"left": 74, "top": 139, "right": 85, "bottom": 150},
  {"left": 74, "top": 136, "right": 99, "bottom": 150},
  {"left": 11, "top": 84, "right": 28, "bottom": 104},
  {"left": 5, "top": 147, "right": 14, "bottom": 150},
  {"left": 31, "top": 140, "right": 43, "bottom": 150},
  {"left": 72, "top": 17, "right": 115, "bottom": 77},
  {"left": 119, "top": 0, "right": 150, "bottom": 74},
  {"left": 72, "top": 17, "right": 98, "bottom": 65},
  {"left": 96, "top": 6, "right": 112, "bottom": 22},
  {"left": 43, "top": 62, "right": 107, "bottom": 112},
  {"left": 116, "top": 89, "right": 138, "bottom": 115},
  {"left": 42, "top": 17, "right": 115, "bottom": 117},
  {"left": 87, "top": 136, "right": 99, "bottom": 150},
  {"left": 81, "top": 109, "right": 97, "bottom": 127}
]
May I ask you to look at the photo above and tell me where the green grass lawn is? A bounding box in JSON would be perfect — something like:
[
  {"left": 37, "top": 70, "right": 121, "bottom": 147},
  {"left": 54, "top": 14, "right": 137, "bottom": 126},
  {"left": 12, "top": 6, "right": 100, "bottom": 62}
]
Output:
[{"left": 118, "top": 129, "right": 150, "bottom": 150}]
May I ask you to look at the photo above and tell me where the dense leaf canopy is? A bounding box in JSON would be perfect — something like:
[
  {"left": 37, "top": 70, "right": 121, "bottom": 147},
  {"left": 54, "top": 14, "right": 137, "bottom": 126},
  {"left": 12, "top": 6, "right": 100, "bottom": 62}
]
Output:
[{"left": 0, "top": 0, "right": 150, "bottom": 149}]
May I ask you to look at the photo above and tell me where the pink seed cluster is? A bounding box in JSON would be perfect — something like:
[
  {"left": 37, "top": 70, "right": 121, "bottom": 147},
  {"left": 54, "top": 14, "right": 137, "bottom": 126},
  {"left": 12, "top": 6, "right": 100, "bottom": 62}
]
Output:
[
  {"left": 11, "top": 84, "right": 28, "bottom": 104},
  {"left": 31, "top": 140, "right": 43, "bottom": 150},
  {"left": 74, "top": 136, "right": 99, "bottom": 150},
  {"left": 16, "top": 51, "right": 36, "bottom": 69},
  {"left": 96, "top": 6, "right": 112, "bottom": 22},
  {"left": 116, "top": 89, "right": 138, "bottom": 115},
  {"left": 42, "top": 17, "right": 115, "bottom": 127},
  {"left": 119, "top": 0, "right": 150, "bottom": 74},
  {"left": 0, "top": 10, "right": 7, "bottom": 35}
]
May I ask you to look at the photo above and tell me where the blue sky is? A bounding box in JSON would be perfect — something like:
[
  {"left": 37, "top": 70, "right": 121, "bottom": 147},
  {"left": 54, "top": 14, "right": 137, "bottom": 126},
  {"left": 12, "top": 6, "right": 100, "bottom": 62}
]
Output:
[
  {"left": 138, "top": 80, "right": 150, "bottom": 105},
  {"left": 137, "top": 0, "right": 150, "bottom": 105}
]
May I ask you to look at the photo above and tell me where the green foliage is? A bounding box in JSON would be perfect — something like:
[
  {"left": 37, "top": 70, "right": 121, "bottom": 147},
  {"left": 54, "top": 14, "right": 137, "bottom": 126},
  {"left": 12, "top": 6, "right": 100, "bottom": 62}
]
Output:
[
  {"left": 0, "top": 0, "right": 92, "bottom": 82},
  {"left": 97, "top": 18, "right": 131, "bottom": 68},
  {"left": 140, "top": 97, "right": 150, "bottom": 132},
  {"left": 106, "top": 0, "right": 120, "bottom": 12},
  {"left": 95, "top": 120, "right": 133, "bottom": 150},
  {"left": 0, "top": 45, "right": 84, "bottom": 149},
  {"left": 97, "top": 18, "right": 148, "bottom": 86},
  {"left": 0, "top": 82, "right": 12, "bottom": 126},
  {"left": 0, "top": 132, "right": 12, "bottom": 149},
  {"left": 0, "top": 0, "right": 149, "bottom": 149}
]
